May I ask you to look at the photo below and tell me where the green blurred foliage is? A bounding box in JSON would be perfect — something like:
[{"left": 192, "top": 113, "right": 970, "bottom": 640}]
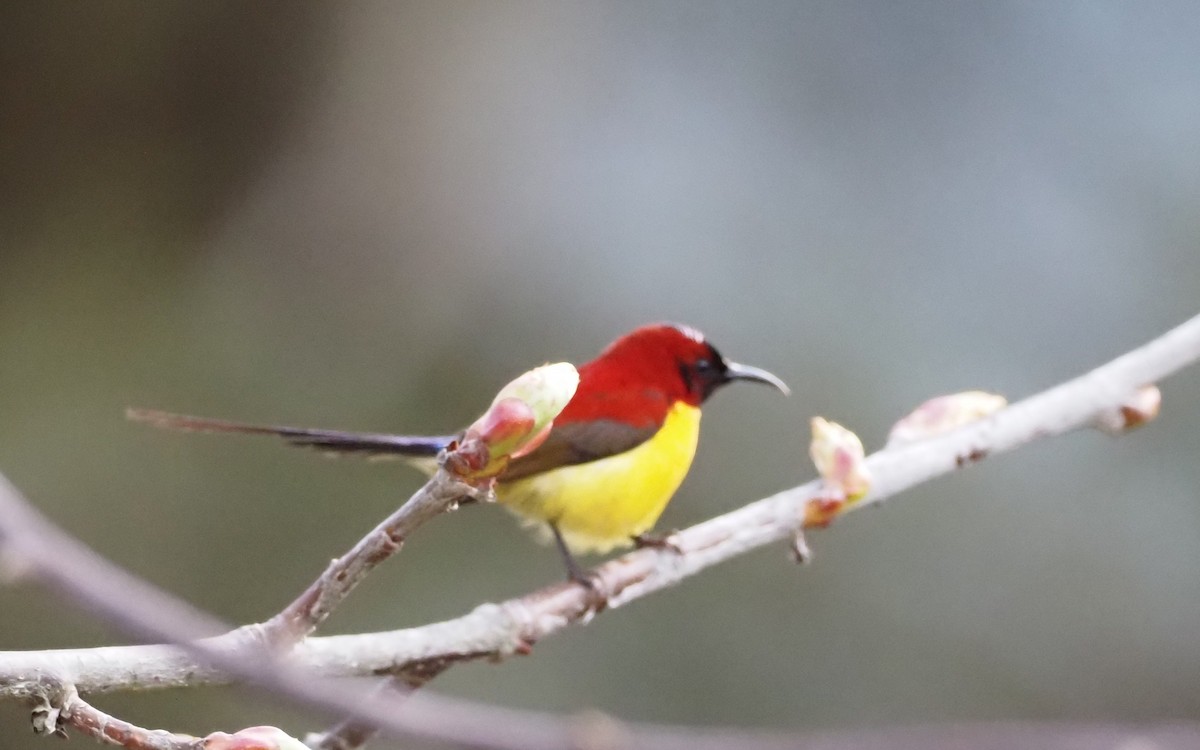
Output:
[{"left": 2, "top": 2, "right": 1199, "bottom": 748}]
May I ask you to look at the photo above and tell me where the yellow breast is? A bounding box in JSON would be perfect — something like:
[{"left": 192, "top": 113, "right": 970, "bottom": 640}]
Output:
[{"left": 494, "top": 401, "right": 702, "bottom": 554}]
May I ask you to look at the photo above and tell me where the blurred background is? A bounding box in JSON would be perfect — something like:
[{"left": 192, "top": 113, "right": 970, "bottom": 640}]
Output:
[{"left": 2, "top": 2, "right": 1199, "bottom": 747}]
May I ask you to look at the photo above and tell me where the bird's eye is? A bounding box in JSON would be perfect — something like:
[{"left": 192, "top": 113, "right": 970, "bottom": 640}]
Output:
[{"left": 694, "top": 358, "right": 713, "bottom": 372}]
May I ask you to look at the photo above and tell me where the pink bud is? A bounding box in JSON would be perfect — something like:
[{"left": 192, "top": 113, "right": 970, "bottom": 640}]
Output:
[
  {"left": 445, "top": 363, "right": 578, "bottom": 481},
  {"left": 469, "top": 397, "right": 538, "bottom": 455},
  {"left": 887, "top": 391, "right": 1007, "bottom": 446},
  {"left": 204, "top": 726, "right": 308, "bottom": 750},
  {"left": 809, "top": 417, "right": 871, "bottom": 503}
]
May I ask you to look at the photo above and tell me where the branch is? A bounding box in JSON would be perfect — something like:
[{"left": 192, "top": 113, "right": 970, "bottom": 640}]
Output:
[
  {"left": 4, "top": 312, "right": 1195, "bottom": 696},
  {"left": 259, "top": 470, "right": 477, "bottom": 646},
  {"left": 255, "top": 470, "right": 474, "bottom": 749},
  {"left": 30, "top": 681, "right": 201, "bottom": 750},
  {"left": 363, "top": 692, "right": 1200, "bottom": 750},
  {"left": 0, "top": 366, "right": 573, "bottom": 745},
  {"left": 1, "top": 313, "right": 1198, "bottom": 745},
  {"left": 69, "top": 311, "right": 1200, "bottom": 690},
  {"left": 0, "top": 471, "right": 454, "bottom": 744}
]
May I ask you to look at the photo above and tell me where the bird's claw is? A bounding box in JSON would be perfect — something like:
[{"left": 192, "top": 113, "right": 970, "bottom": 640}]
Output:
[
  {"left": 632, "top": 531, "right": 683, "bottom": 555},
  {"left": 570, "top": 570, "right": 610, "bottom": 617}
]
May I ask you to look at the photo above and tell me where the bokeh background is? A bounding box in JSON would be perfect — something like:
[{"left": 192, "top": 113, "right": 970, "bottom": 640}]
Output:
[{"left": 2, "top": 2, "right": 1199, "bottom": 747}]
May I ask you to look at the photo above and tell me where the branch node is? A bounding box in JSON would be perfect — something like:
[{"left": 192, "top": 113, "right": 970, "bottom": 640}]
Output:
[
  {"left": 1094, "top": 383, "right": 1162, "bottom": 434},
  {"left": 29, "top": 680, "right": 72, "bottom": 738},
  {"left": 955, "top": 447, "right": 989, "bottom": 467},
  {"left": 803, "top": 497, "right": 844, "bottom": 528}
]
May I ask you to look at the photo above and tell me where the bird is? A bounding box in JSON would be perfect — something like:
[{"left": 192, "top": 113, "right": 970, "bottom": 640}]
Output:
[{"left": 129, "top": 323, "right": 788, "bottom": 581}]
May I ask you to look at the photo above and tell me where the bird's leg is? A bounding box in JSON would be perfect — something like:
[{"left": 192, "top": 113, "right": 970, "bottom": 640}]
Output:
[
  {"left": 632, "top": 530, "right": 682, "bottom": 554},
  {"left": 549, "top": 523, "right": 610, "bottom": 616},
  {"left": 549, "top": 523, "right": 594, "bottom": 586}
]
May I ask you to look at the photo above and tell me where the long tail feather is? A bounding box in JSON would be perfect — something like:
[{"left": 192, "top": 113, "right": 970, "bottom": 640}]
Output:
[{"left": 126, "top": 408, "right": 455, "bottom": 459}]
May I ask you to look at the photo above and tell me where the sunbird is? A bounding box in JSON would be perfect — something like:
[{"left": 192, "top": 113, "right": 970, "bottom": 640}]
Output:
[{"left": 130, "top": 324, "right": 788, "bottom": 580}]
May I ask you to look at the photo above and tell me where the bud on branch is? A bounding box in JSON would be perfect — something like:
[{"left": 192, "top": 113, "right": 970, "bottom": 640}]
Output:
[{"left": 442, "top": 362, "right": 579, "bottom": 482}]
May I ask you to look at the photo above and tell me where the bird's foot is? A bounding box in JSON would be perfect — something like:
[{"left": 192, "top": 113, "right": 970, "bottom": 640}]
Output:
[
  {"left": 565, "top": 560, "right": 598, "bottom": 587},
  {"left": 549, "top": 522, "right": 610, "bottom": 614},
  {"left": 567, "top": 567, "right": 610, "bottom": 616},
  {"left": 632, "top": 531, "right": 683, "bottom": 555}
]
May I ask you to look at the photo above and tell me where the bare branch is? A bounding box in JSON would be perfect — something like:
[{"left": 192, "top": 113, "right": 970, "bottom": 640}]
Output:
[
  {"left": 259, "top": 470, "right": 477, "bottom": 647},
  {"left": 41, "top": 683, "right": 201, "bottom": 750},
  {"left": 304, "top": 677, "right": 419, "bottom": 750},
  {"left": 5, "top": 313, "right": 1200, "bottom": 692},
  {"left": 279, "top": 312, "right": 1200, "bottom": 681},
  {"left": 0, "top": 475, "right": 229, "bottom": 644},
  {"left": 381, "top": 693, "right": 1200, "bottom": 750},
  {"left": 0, "top": 473, "right": 510, "bottom": 744},
  {"left": 258, "top": 469, "right": 474, "bottom": 748},
  {"left": 1, "top": 312, "right": 1199, "bottom": 748}
]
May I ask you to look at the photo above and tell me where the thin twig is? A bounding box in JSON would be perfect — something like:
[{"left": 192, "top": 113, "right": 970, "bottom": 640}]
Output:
[
  {"left": 305, "top": 676, "right": 419, "bottom": 750},
  {"left": 375, "top": 692, "right": 1200, "bottom": 750},
  {"left": 264, "top": 469, "right": 475, "bottom": 747},
  {"left": 259, "top": 470, "right": 477, "bottom": 647},
  {"left": 0, "top": 470, "right": 482, "bottom": 744},
  {"left": 23, "top": 676, "right": 200, "bottom": 750},
  {"left": 54, "top": 685, "right": 201, "bottom": 750},
  {"left": 308, "top": 652, "right": 468, "bottom": 750}
]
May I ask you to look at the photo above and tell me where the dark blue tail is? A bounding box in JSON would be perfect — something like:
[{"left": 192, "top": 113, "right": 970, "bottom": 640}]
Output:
[{"left": 127, "top": 408, "right": 455, "bottom": 458}]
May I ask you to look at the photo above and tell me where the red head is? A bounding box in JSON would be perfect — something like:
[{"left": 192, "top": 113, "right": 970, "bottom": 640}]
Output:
[{"left": 562, "top": 324, "right": 788, "bottom": 428}]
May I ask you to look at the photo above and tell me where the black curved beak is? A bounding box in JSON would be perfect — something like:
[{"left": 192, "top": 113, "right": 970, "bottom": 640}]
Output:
[{"left": 723, "top": 361, "right": 790, "bottom": 396}]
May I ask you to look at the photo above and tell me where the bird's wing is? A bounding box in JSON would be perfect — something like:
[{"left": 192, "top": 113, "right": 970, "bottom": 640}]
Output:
[
  {"left": 127, "top": 408, "right": 455, "bottom": 459},
  {"left": 499, "top": 418, "right": 657, "bottom": 481}
]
